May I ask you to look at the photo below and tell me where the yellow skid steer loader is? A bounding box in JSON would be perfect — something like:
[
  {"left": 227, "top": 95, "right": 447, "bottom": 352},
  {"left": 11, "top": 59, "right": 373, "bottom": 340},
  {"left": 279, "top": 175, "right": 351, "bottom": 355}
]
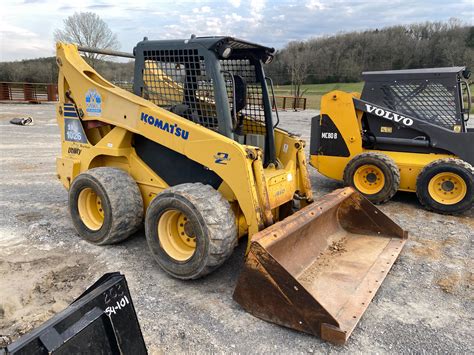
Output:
[
  {"left": 310, "top": 68, "right": 474, "bottom": 214},
  {"left": 55, "top": 37, "right": 407, "bottom": 345}
]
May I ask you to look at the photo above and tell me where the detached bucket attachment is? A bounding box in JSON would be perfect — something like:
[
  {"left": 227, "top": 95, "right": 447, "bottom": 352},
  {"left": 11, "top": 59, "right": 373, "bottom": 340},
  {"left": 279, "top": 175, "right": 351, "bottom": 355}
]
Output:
[
  {"left": 4, "top": 273, "right": 146, "bottom": 354},
  {"left": 233, "top": 187, "right": 407, "bottom": 345}
]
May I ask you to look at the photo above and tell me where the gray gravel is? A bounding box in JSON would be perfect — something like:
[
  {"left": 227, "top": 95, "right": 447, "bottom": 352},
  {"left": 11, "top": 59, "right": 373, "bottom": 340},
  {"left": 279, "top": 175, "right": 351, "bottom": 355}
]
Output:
[{"left": 0, "top": 103, "right": 473, "bottom": 353}]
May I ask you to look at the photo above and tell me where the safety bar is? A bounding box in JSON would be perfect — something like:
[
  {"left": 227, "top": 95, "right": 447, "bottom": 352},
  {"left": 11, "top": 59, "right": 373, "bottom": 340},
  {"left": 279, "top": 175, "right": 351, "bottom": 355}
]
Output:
[{"left": 77, "top": 46, "right": 135, "bottom": 59}]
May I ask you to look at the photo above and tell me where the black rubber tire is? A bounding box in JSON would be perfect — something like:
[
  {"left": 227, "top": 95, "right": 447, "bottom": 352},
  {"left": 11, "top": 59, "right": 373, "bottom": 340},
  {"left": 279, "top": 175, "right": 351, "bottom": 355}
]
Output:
[
  {"left": 416, "top": 158, "right": 474, "bottom": 215},
  {"left": 145, "top": 183, "right": 237, "bottom": 280},
  {"left": 343, "top": 152, "right": 400, "bottom": 204},
  {"left": 69, "top": 167, "right": 144, "bottom": 245}
]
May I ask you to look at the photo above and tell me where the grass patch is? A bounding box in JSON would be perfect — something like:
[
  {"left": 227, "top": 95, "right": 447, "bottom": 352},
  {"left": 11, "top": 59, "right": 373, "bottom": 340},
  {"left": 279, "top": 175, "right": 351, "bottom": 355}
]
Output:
[
  {"left": 273, "top": 82, "right": 473, "bottom": 112},
  {"left": 273, "top": 82, "right": 364, "bottom": 110}
]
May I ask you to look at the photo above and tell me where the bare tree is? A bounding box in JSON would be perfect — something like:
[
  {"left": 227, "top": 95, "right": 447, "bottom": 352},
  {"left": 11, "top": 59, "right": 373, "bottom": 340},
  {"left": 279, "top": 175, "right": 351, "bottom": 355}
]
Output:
[
  {"left": 281, "top": 41, "right": 311, "bottom": 98},
  {"left": 54, "top": 12, "right": 120, "bottom": 64}
]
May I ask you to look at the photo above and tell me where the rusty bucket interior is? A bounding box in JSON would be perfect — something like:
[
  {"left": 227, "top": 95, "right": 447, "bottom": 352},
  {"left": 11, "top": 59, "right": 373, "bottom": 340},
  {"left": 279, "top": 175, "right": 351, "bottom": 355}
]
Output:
[{"left": 233, "top": 187, "right": 407, "bottom": 345}]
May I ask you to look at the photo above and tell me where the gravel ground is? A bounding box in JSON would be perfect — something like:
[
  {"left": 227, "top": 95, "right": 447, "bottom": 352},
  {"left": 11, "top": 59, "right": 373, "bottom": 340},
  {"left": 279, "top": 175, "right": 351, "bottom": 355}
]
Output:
[{"left": 0, "top": 102, "right": 473, "bottom": 353}]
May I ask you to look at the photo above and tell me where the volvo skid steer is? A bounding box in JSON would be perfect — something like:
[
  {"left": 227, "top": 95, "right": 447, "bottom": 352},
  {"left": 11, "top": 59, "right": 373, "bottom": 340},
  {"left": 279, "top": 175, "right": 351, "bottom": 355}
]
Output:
[
  {"left": 310, "top": 67, "right": 474, "bottom": 214},
  {"left": 55, "top": 37, "right": 407, "bottom": 345}
]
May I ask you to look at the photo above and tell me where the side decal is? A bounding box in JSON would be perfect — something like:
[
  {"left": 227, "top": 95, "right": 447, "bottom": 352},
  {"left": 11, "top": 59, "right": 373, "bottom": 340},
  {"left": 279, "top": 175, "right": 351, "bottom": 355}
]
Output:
[
  {"left": 65, "top": 118, "right": 88, "bottom": 143},
  {"left": 214, "top": 152, "right": 230, "bottom": 165},
  {"left": 85, "top": 89, "right": 102, "bottom": 117},
  {"left": 365, "top": 104, "right": 414, "bottom": 127},
  {"left": 140, "top": 112, "right": 189, "bottom": 140}
]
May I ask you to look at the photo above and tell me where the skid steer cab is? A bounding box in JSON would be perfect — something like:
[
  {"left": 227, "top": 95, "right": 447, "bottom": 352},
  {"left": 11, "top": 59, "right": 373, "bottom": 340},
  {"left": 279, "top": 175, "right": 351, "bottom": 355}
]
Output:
[
  {"left": 310, "top": 67, "right": 474, "bottom": 214},
  {"left": 55, "top": 36, "right": 406, "bottom": 345}
]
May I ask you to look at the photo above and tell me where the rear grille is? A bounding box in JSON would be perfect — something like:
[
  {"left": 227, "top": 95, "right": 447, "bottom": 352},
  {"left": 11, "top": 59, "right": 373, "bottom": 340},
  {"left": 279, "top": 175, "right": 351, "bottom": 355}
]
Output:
[{"left": 381, "top": 81, "right": 457, "bottom": 129}]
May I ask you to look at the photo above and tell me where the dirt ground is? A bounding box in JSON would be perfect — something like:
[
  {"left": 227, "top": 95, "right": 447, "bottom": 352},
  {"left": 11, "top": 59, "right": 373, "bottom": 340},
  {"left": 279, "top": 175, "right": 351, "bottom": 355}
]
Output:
[{"left": 0, "top": 102, "right": 473, "bottom": 353}]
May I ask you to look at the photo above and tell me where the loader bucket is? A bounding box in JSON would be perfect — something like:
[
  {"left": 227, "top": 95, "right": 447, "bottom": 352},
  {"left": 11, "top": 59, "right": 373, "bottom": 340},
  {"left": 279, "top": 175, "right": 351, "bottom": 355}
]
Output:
[{"left": 233, "top": 187, "right": 407, "bottom": 345}]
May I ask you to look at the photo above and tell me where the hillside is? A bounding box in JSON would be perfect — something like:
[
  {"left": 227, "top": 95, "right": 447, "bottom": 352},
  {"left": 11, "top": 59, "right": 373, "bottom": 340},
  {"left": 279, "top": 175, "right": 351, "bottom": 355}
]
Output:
[
  {"left": 0, "top": 56, "right": 133, "bottom": 84},
  {"left": 266, "top": 20, "right": 473, "bottom": 87}
]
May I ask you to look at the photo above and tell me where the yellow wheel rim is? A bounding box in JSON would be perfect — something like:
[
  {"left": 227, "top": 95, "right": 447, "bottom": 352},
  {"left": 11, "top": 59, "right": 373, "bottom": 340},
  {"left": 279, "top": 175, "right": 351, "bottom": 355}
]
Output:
[
  {"left": 428, "top": 172, "right": 467, "bottom": 205},
  {"left": 78, "top": 188, "right": 104, "bottom": 231},
  {"left": 353, "top": 164, "right": 385, "bottom": 195},
  {"left": 158, "top": 210, "right": 196, "bottom": 261}
]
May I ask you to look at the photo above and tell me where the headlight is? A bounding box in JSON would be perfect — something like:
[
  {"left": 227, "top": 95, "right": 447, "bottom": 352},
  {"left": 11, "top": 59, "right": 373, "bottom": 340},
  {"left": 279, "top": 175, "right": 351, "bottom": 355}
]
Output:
[
  {"left": 218, "top": 45, "right": 232, "bottom": 58},
  {"left": 264, "top": 55, "right": 273, "bottom": 64}
]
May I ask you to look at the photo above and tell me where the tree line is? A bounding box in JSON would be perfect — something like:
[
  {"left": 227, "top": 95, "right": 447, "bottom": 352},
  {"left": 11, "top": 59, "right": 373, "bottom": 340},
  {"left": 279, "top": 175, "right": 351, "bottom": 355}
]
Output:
[
  {"left": 0, "top": 18, "right": 472, "bottom": 94},
  {"left": 0, "top": 57, "right": 133, "bottom": 84},
  {"left": 266, "top": 19, "right": 473, "bottom": 96}
]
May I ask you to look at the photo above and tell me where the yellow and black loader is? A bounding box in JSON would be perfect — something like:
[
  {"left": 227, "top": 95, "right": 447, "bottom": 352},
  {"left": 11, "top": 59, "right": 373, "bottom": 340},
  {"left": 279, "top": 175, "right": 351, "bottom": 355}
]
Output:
[
  {"left": 310, "top": 67, "right": 474, "bottom": 214},
  {"left": 55, "top": 37, "right": 407, "bottom": 345}
]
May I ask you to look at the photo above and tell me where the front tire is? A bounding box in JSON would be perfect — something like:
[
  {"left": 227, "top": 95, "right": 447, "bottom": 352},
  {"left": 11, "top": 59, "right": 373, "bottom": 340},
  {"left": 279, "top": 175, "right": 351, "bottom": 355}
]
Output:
[
  {"left": 416, "top": 158, "right": 474, "bottom": 214},
  {"left": 343, "top": 152, "right": 400, "bottom": 204},
  {"left": 69, "top": 167, "right": 144, "bottom": 245},
  {"left": 145, "top": 183, "right": 237, "bottom": 280}
]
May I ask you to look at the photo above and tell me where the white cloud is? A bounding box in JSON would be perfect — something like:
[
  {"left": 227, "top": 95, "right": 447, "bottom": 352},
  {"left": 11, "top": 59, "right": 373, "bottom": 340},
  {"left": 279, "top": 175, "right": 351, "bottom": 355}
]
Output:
[
  {"left": 0, "top": 22, "right": 53, "bottom": 61},
  {"left": 224, "top": 13, "right": 244, "bottom": 22},
  {"left": 192, "top": 6, "right": 211, "bottom": 14},
  {"left": 228, "top": 0, "right": 241, "bottom": 8},
  {"left": 247, "top": 0, "right": 266, "bottom": 28},
  {"left": 306, "top": 0, "right": 325, "bottom": 11},
  {"left": 1, "top": 23, "right": 39, "bottom": 39},
  {"left": 0, "top": 0, "right": 471, "bottom": 61},
  {"left": 250, "top": 0, "right": 266, "bottom": 13}
]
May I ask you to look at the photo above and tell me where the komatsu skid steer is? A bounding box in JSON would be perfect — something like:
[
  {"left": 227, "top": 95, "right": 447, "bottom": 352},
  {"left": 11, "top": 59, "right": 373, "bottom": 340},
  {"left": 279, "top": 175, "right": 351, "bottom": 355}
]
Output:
[
  {"left": 310, "top": 67, "right": 474, "bottom": 214},
  {"left": 55, "top": 37, "right": 407, "bottom": 344}
]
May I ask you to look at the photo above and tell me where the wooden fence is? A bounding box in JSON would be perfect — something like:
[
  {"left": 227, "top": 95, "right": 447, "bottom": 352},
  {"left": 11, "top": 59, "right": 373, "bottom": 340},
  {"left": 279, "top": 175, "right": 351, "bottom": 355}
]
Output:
[
  {"left": 272, "top": 96, "right": 307, "bottom": 111},
  {"left": 0, "top": 82, "right": 307, "bottom": 112},
  {"left": 0, "top": 82, "right": 58, "bottom": 102}
]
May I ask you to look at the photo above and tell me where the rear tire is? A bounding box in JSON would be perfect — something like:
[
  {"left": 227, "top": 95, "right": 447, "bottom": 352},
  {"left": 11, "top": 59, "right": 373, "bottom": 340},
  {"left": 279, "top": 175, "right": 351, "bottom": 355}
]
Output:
[
  {"left": 343, "top": 152, "right": 400, "bottom": 204},
  {"left": 69, "top": 167, "right": 144, "bottom": 245},
  {"left": 145, "top": 183, "right": 237, "bottom": 280},
  {"left": 416, "top": 158, "right": 474, "bottom": 214}
]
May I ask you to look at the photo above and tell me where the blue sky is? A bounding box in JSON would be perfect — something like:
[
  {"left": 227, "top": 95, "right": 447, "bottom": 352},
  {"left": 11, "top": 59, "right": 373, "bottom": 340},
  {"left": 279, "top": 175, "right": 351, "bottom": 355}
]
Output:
[{"left": 1, "top": 0, "right": 473, "bottom": 61}]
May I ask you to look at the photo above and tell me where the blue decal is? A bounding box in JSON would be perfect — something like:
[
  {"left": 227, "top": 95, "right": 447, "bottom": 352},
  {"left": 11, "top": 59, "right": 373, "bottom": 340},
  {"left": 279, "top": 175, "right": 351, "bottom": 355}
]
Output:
[
  {"left": 214, "top": 152, "right": 230, "bottom": 165},
  {"left": 140, "top": 112, "right": 189, "bottom": 140},
  {"left": 64, "top": 118, "right": 87, "bottom": 143},
  {"left": 63, "top": 103, "right": 77, "bottom": 117},
  {"left": 64, "top": 112, "right": 78, "bottom": 117},
  {"left": 85, "top": 89, "right": 102, "bottom": 116}
]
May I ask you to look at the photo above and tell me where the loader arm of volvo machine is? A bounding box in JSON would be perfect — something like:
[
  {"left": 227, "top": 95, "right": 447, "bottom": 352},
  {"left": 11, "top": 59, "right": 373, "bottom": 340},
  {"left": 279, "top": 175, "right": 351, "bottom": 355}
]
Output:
[{"left": 56, "top": 40, "right": 407, "bottom": 345}]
